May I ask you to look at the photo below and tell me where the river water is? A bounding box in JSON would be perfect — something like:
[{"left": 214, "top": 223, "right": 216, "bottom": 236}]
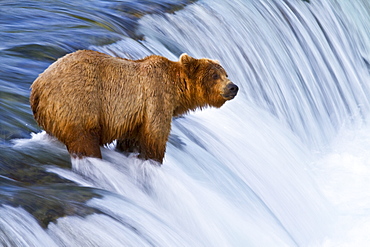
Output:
[{"left": 1, "top": 0, "right": 370, "bottom": 246}]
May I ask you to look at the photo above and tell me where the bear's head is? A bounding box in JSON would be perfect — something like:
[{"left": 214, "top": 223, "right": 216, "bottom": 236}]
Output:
[{"left": 179, "top": 54, "right": 238, "bottom": 108}]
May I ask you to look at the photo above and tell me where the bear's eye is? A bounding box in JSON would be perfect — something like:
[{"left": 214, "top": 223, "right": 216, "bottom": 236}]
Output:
[{"left": 212, "top": 73, "right": 219, "bottom": 80}]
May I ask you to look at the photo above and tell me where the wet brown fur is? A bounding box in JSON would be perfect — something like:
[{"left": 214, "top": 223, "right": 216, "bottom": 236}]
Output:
[{"left": 30, "top": 50, "right": 236, "bottom": 163}]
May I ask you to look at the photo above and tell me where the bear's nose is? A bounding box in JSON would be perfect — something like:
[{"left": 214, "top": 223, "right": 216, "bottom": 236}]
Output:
[
  {"left": 222, "top": 82, "right": 238, "bottom": 100},
  {"left": 227, "top": 83, "right": 239, "bottom": 95}
]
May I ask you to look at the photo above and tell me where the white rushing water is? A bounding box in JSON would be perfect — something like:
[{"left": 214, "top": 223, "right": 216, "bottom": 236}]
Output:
[{"left": 8, "top": 0, "right": 370, "bottom": 246}]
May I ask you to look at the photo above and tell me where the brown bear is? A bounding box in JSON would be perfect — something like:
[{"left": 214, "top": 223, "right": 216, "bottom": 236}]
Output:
[{"left": 30, "top": 50, "right": 238, "bottom": 164}]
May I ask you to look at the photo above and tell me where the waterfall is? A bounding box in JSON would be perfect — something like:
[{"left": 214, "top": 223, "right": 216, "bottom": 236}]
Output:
[
  {"left": 4, "top": 0, "right": 370, "bottom": 246},
  {"left": 97, "top": 0, "right": 370, "bottom": 149}
]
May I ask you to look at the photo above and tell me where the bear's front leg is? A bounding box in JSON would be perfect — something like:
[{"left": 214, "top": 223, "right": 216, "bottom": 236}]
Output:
[
  {"left": 116, "top": 138, "right": 140, "bottom": 154},
  {"left": 138, "top": 137, "right": 166, "bottom": 164},
  {"left": 137, "top": 113, "right": 172, "bottom": 164}
]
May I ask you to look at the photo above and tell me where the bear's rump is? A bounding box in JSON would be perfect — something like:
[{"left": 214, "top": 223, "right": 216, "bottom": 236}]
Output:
[{"left": 31, "top": 68, "right": 102, "bottom": 143}]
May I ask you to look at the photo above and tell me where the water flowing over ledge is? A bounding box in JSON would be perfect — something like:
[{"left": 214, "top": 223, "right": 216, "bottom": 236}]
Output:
[{"left": 96, "top": 0, "right": 370, "bottom": 149}]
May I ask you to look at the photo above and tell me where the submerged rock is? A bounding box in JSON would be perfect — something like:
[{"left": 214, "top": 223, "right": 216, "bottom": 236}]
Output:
[{"left": 0, "top": 147, "right": 102, "bottom": 228}]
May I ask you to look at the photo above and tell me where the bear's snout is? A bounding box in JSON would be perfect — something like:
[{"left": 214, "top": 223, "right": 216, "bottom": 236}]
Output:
[{"left": 222, "top": 82, "right": 239, "bottom": 99}]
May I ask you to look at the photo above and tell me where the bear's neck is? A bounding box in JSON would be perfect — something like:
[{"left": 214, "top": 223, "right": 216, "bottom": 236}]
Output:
[{"left": 173, "top": 68, "right": 208, "bottom": 117}]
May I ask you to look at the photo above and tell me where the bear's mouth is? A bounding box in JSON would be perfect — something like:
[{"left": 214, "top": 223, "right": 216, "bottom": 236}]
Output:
[{"left": 221, "top": 93, "right": 237, "bottom": 100}]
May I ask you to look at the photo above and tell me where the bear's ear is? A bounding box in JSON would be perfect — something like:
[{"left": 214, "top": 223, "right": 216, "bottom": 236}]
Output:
[
  {"left": 210, "top": 59, "right": 220, "bottom": 64},
  {"left": 179, "top": 53, "right": 196, "bottom": 65}
]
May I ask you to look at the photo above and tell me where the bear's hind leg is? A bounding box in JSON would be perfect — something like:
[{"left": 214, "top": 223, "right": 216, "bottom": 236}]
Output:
[{"left": 65, "top": 131, "right": 102, "bottom": 159}]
